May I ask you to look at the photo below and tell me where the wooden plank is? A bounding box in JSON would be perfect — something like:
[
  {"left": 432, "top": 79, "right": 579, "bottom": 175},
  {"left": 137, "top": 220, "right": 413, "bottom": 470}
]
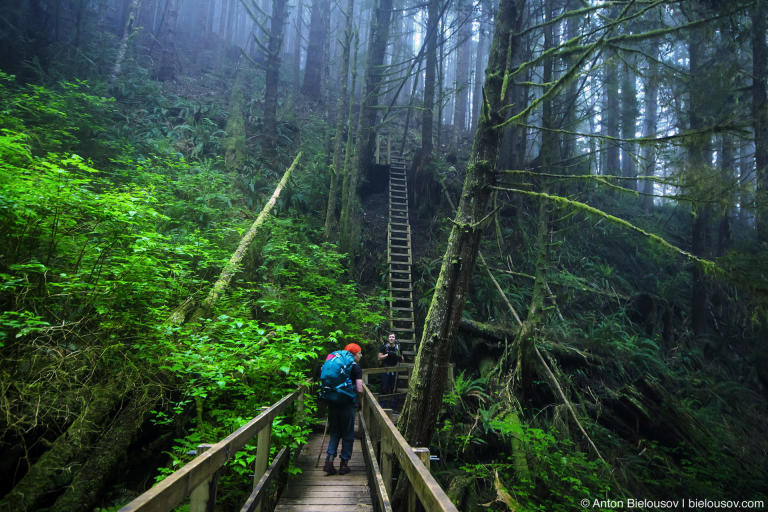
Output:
[
  {"left": 274, "top": 433, "right": 374, "bottom": 512},
  {"left": 274, "top": 506, "right": 373, "bottom": 512},
  {"left": 120, "top": 392, "right": 298, "bottom": 512}
]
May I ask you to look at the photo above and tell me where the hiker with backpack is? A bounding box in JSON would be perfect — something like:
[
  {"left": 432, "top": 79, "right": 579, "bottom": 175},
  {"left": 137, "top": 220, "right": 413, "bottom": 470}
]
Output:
[{"left": 319, "top": 343, "right": 363, "bottom": 475}]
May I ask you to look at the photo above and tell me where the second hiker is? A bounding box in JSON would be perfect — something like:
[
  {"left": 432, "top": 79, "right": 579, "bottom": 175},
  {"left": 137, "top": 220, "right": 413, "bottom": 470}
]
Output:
[{"left": 321, "top": 343, "right": 363, "bottom": 475}]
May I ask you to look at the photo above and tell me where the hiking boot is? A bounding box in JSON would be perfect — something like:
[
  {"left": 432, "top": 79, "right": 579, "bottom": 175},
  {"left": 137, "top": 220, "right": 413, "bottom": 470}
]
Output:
[
  {"left": 338, "top": 458, "right": 350, "bottom": 475},
  {"left": 323, "top": 455, "right": 337, "bottom": 475}
]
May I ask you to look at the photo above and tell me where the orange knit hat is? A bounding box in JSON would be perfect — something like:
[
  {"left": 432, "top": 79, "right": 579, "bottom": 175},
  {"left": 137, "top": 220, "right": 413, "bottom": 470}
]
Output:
[{"left": 344, "top": 343, "right": 362, "bottom": 354}]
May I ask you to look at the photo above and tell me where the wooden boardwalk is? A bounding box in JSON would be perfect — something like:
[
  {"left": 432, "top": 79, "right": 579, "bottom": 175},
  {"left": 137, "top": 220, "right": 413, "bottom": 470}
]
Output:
[{"left": 274, "top": 432, "right": 373, "bottom": 512}]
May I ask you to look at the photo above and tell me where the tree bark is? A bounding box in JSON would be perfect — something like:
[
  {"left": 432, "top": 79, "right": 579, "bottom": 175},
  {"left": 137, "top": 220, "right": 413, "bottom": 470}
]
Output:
[
  {"left": 324, "top": 0, "right": 355, "bottom": 241},
  {"left": 451, "top": 0, "right": 471, "bottom": 151},
  {"left": 224, "top": 59, "right": 247, "bottom": 170},
  {"left": 398, "top": 0, "right": 524, "bottom": 447},
  {"left": 339, "top": 0, "right": 393, "bottom": 254},
  {"left": 753, "top": 0, "right": 768, "bottom": 245},
  {"left": 302, "top": 0, "right": 330, "bottom": 104},
  {"left": 109, "top": 0, "right": 142, "bottom": 86},
  {"left": 640, "top": 41, "right": 658, "bottom": 212},
  {"left": 262, "top": 0, "right": 287, "bottom": 161},
  {"left": 620, "top": 57, "right": 638, "bottom": 188},
  {"left": 421, "top": 0, "right": 439, "bottom": 156},
  {"left": 157, "top": 0, "right": 179, "bottom": 81},
  {"left": 0, "top": 384, "right": 123, "bottom": 512},
  {"left": 51, "top": 398, "right": 151, "bottom": 512},
  {"left": 458, "top": 318, "right": 518, "bottom": 343},
  {"left": 602, "top": 47, "right": 620, "bottom": 175},
  {"left": 688, "top": 19, "right": 711, "bottom": 338}
]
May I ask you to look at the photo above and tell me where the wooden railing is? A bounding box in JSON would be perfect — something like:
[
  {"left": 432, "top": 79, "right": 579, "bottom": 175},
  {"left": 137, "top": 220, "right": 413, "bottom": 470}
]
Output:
[
  {"left": 361, "top": 368, "right": 458, "bottom": 512},
  {"left": 118, "top": 389, "right": 305, "bottom": 512}
]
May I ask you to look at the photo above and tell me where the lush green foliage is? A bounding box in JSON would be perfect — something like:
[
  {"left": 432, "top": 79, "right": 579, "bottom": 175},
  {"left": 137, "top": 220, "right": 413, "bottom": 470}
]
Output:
[{"left": 0, "top": 70, "right": 386, "bottom": 510}]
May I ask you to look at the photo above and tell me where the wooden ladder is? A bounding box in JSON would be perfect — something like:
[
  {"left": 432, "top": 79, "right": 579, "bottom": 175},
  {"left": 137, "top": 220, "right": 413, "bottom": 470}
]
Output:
[{"left": 387, "top": 152, "right": 417, "bottom": 363}]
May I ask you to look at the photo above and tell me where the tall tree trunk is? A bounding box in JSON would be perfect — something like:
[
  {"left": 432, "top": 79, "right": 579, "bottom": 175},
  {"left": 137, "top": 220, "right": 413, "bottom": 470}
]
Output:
[
  {"left": 436, "top": 13, "right": 445, "bottom": 151},
  {"left": 219, "top": 0, "right": 229, "bottom": 35},
  {"left": 293, "top": 0, "right": 304, "bottom": 100},
  {"left": 398, "top": 0, "right": 524, "bottom": 447},
  {"left": 688, "top": 20, "right": 711, "bottom": 338},
  {"left": 602, "top": 46, "right": 620, "bottom": 176},
  {"left": 754, "top": 0, "right": 768, "bottom": 245},
  {"left": 451, "top": 0, "right": 471, "bottom": 151},
  {"left": 640, "top": 41, "right": 658, "bottom": 212},
  {"left": 620, "top": 57, "right": 638, "bottom": 188},
  {"left": 339, "top": 0, "right": 393, "bottom": 254},
  {"left": 302, "top": 0, "right": 330, "bottom": 104},
  {"left": 263, "top": 0, "right": 287, "bottom": 161},
  {"left": 324, "top": 0, "right": 355, "bottom": 241},
  {"left": 157, "top": 0, "right": 179, "bottom": 81},
  {"left": 109, "top": 0, "right": 142, "bottom": 85},
  {"left": 421, "top": 0, "right": 439, "bottom": 156},
  {"left": 224, "top": 58, "right": 247, "bottom": 169},
  {"left": 718, "top": 135, "right": 734, "bottom": 256},
  {"left": 560, "top": 0, "right": 580, "bottom": 162},
  {"left": 226, "top": 0, "right": 236, "bottom": 43},
  {"left": 471, "top": 2, "right": 488, "bottom": 133}
]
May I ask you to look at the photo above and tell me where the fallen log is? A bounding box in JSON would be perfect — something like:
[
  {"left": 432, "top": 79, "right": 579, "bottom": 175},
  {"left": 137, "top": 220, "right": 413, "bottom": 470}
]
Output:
[
  {"left": 458, "top": 318, "right": 518, "bottom": 343},
  {"left": 52, "top": 396, "right": 152, "bottom": 512},
  {"left": 166, "top": 152, "right": 302, "bottom": 325},
  {"left": 0, "top": 383, "right": 123, "bottom": 511}
]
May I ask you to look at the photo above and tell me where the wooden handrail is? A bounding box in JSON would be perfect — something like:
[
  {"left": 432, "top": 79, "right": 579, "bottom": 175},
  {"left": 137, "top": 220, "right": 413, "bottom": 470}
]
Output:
[
  {"left": 119, "top": 390, "right": 301, "bottom": 512},
  {"left": 239, "top": 446, "right": 288, "bottom": 512},
  {"left": 359, "top": 411, "right": 393, "bottom": 512},
  {"left": 361, "top": 384, "right": 458, "bottom": 512}
]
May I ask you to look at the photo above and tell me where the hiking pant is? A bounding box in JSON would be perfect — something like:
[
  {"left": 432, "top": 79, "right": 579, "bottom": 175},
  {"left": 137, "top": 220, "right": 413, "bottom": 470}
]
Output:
[
  {"left": 382, "top": 371, "right": 397, "bottom": 395},
  {"left": 326, "top": 402, "right": 355, "bottom": 460}
]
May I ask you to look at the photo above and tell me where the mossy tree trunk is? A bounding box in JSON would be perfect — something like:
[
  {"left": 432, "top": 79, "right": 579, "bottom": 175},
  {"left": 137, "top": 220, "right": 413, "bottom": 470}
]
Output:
[
  {"left": 50, "top": 397, "right": 151, "bottom": 512},
  {"left": 398, "top": 0, "right": 524, "bottom": 447},
  {"left": 302, "top": 0, "right": 330, "bottom": 105},
  {"left": 640, "top": 40, "right": 658, "bottom": 213},
  {"left": 157, "top": 0, "right": 179, "bottom": 81},
  {"left": 109, "top": 0, "right": 142, "bottom": 86},
  {"left": 324, "top": 0, "right": 355, "bottom": 242},
  {"left": 339, "top": 0, "right": 393, "bottom": 254},
  {"left": 263, "top": 0, "right": 287, "bottom": 162},
  {"left": 753, "top": 0, "right": 768, "bottom": 245},
  {"left": 451, "top": 0, "right": 471, "bottom": 152},
  {"left": 421, "top": 0, "right": 438, "bottom": 157},
  {"left": 224, "top": 59, "right": 247, "bottom": 170},
  {"left": 688, "top": 19, "right": 711, "bottom": 338},
  {"left": 0, "top": 384, "right": 123, "bottom": 512}
]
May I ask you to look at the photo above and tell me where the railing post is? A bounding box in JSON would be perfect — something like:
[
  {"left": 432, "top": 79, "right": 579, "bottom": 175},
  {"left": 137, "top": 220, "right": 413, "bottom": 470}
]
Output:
[
  {"left": 253, "top": 406, "right": 272, "bottom": 512},
  {"left": 296, "top": 389, "right": 305, "bottom": 424},
  {"left": 408, "top": 448, "right": 430, "bottom": 512},
  {"left": 189, "top": 444, "right": 217, "bottom": 512}
]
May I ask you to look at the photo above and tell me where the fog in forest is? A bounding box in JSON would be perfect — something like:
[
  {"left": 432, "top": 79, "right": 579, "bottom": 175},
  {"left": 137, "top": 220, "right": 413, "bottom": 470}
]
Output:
[{"left": 1, "top": 1, "right": 768, "bottom": 511}]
